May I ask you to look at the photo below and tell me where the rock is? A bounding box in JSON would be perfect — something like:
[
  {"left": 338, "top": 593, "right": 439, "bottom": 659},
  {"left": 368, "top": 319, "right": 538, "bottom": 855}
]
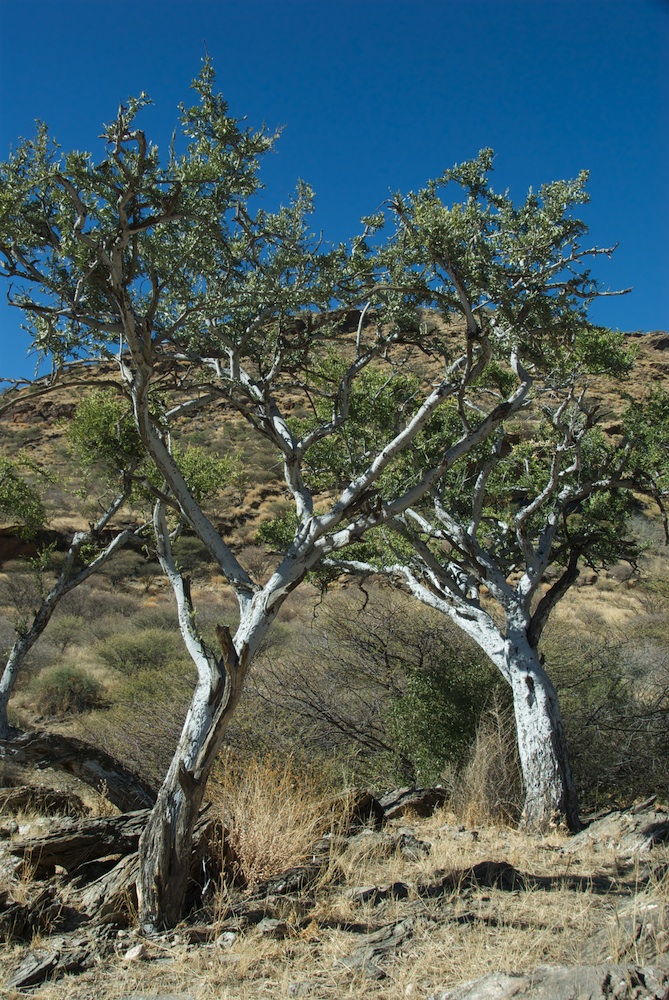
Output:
[
  {"left": 5, "top": 949, "right": 60, "bottom": 989},
  {"left": 248, "top": 861, "right": 323, "bottom": 898},
  {"left": 394, "top": 829, "right": 432, "bottom": 859},
  {"left": 123, "top": 942, "right": 149, "bottom": 961},
  {"left": 581, "top": 901, "right": 669, "bottom": 964},
  {"left": 426, "top": 960, "right": 669, "bottom": 999},
  {"left": 255, "top": 917, "right": 289, "bottom": 938},
  {"left": 336, "top": 787, "right": 385, "bottom": 829},
  {"left": 335, "top": 916, "right": 415, "bottom": 978},
  {"left": 0, "top": 784, "right": 89, "bottom": 817},
  {"left": 8, "top": 809, "right": 149, "bottom": 875},
  {"left": 378, "top": 786, "right": 447, "bottom": 820},
  {"left": 215, "top": 930, "right": 237, "bottom": 948},
  {"left": 348, "top": 881, "right": 411, "bottom": 905},
  {"left": 0, "top": 731, "right": 157, "bottom": 811},
  {"left": 563, "top": 806, "right": 669, "bottom": 855},
  {"left": 5, "top": 934, "right": 98, "bottom": 988}
]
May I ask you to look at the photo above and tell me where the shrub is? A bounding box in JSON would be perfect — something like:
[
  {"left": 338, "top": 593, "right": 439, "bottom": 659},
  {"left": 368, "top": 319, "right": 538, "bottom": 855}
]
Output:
[
  {"left": 95, "top": 628, "right": 182, "bottom": 674},
  {"left": 171, "top": 534, "right": 215, "bottom": 573},
  {"left": 387, "top": 651, "right": 507, "bottom": 784},
  {"left": 34, "top": 665, "right": 106, "bottom": 716},
  {"left": 47, "top": 614, "right": 87, "bottom": 653},
  {"left": 451, "top": 702, "right": 523, "bottom": 826},
  {"left": 544, "top": 614, "right": 669, "bottom": 808},
  {"left": 75, "top": 670, "right": 193, "bottom": 786},
  {"left": 209, "top": 753, "right": 331, "bottom": 888},
  {"left": 244, "top": 588, "right": 508, "bottom": 788},
  {"left": 97, "top": 547, "right": 161, "bottom": 588}
]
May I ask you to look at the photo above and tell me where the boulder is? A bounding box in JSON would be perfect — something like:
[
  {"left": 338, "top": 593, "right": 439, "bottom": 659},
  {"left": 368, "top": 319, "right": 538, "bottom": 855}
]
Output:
[{"left": 427, "top": 960, "right": 669, "bottom": 1000}]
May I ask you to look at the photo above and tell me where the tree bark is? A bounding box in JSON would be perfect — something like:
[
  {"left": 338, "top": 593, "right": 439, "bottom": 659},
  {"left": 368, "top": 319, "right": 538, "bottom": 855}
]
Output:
[
  {"left": 505, "top": 629, "right": 581, "bottom": 832},
  {"left": 136, "top": 625, "right": 249, "bottom": 931}
]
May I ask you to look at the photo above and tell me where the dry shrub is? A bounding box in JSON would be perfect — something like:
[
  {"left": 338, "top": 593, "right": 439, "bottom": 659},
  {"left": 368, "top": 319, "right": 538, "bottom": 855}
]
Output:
[
  {"left": 451, "top": 701, "right": 523, "bottom": 827},
  {"left": 209, "top": 752, "right": 332, "bottom": 888}
]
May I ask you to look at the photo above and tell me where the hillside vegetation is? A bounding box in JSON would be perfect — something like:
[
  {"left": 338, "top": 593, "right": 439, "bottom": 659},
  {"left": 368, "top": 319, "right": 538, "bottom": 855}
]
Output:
[
  {"left": 1, "top": 330, "right": 668, "bottom": 805},
  {"left": 0, "top": 332, "right": 668, "bottom": 998}
]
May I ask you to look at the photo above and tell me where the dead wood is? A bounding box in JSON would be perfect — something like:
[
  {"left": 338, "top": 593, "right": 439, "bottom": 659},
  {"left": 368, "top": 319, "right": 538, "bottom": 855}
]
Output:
[
  {"left": 71, "top": 852, "right": 140, "bottom": 925},
  {"left": 0, "top": 783, "right": 89, "bottom": 817},
  {"left": 9, "top": 809, "right": 149, "bottom": 875},
  {"left": 0, "top": 731, "right": 157, "bottom": 811}
]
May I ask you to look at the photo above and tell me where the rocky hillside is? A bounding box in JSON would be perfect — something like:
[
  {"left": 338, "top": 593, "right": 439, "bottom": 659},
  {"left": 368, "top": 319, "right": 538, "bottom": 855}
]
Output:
[{"left": 0, "top": 331, "right": 668, "bottom": 998}]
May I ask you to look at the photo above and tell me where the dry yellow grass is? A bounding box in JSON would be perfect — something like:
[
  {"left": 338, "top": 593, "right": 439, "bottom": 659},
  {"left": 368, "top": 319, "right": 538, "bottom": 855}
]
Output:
[{"left": 2, "top": 754, "right": 667, "bottom": 1000}]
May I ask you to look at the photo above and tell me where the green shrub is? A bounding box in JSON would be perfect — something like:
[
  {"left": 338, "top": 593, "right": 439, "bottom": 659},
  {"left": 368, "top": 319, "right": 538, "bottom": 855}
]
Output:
[
  {"left": 95, "top": 628, "right": 182, "bottom": 674},
  {"left": 47, "top": 614, "right": 87, "bottom": 653},
  {"left": 387, "top": 651, "right": 508, "bottom": 784},
  {"left": 171, "top": 535, "right": 215, "bottom": 573},
  {"left": 97, "top": 548, "right": 160, "bottom": 587},
  {"left": 34, "top": 665, "right": 106, "bottom": 716}
]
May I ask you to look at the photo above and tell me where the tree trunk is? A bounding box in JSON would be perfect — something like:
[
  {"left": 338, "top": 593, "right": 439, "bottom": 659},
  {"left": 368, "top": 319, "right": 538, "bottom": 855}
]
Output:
[
  {"left": 505, "top": 629, "right": 580, "bottom": 832},
  {"left": 0, "top": 602, "right": 62, "bottom": 739},
  {"left": 137, "top": 625, "right": 249, "bottom": 931}
]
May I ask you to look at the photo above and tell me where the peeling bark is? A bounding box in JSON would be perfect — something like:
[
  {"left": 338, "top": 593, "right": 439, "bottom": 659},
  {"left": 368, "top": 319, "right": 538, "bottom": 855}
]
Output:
[
  {"left": 136, "top": 621, "right": 249, "bottom": 930},
  {"left": 506, "top": 631, "right": 580, "bottom": 832}
]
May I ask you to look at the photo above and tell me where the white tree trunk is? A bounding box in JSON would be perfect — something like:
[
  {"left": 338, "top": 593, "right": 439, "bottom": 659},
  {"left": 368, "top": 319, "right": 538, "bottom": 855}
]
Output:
[
  {"left": 137, "top": 505, "right": 286, "bottom": 930},
  {"left": 505, "top": 627, "right": 580, "bottom": 832},
  {"left": 137, "top": 627, "right": 248, "bottom": 929},
  {"left": 350, "top": 564, "right": 581, "bottom": 831}
]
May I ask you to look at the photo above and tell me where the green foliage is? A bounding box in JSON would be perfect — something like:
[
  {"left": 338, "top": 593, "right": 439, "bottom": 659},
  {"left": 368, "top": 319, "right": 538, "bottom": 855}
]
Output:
[
  {"left": 70, "top": 389, "right": 233, "bottom": 509},
  {"left": 171, "top": 534, "right": 215, "bottom": 572},
  {"left": 95, "top": 628, "right": 183, "bottom": 675},
  {"left": 33, "top": 665, "right": 106, "bottom": 716},
  {"left": 69, "top": 390, "right": 144, "bottom": 479},
  {"left": 623, "top": 388, "right": 669, "bottom": 492},
  {"left": 570, "top": 326, "right": 636, "bottom": 378},
  {"left": 170, "top": 443, "right": 231, "bottom": 505},
  {"left": 0, "top": 457, "right": 45, "bottom": 537},
  {"left": 387, "top": 651, "right": 507, "bottom": 783},
  {"left": 46, "top": 614, "right": 87, "bottom": 653}
]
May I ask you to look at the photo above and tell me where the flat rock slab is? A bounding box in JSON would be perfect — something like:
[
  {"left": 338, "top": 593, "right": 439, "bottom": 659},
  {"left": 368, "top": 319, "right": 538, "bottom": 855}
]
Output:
[
  {"left": 378, "top": 786, "right": 447, "bottom": 819},
  {"left": 564, "top": 808, "right": 669, "bottom": 854},
  {"left": 120, "top": 995, "right": 196, "bottom": 1000},
  {"left": 427, "top": 960, "right": 669, "bottom": 1000}
]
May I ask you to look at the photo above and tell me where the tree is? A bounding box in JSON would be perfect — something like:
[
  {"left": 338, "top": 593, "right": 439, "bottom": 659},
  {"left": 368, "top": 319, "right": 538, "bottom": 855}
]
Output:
[
  {"left": 0, "top": 62, "right": 644, "bottom": 922},
  {"left": 0, "top": 395, "right": 147, "bottom": 738},
  {"left": 322, "top": 351, "right": 668, "bottom": 827}
]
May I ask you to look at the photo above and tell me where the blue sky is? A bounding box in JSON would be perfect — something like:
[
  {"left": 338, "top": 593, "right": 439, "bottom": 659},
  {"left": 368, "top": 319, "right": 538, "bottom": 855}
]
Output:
[{"left": 1, "top": 0, "right": 667, "bottom": 382}]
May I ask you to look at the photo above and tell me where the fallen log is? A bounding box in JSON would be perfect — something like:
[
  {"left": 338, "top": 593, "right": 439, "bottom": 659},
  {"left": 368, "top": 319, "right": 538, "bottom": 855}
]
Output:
[
  {"left": 9, "top": 809, "right": 149, "bottom": 875},
  {"left": 0, "top": 731, "right": 157, "bottom": 811},
  {"left": 0, "top": 784, "right": 89, "bottom": 817}
]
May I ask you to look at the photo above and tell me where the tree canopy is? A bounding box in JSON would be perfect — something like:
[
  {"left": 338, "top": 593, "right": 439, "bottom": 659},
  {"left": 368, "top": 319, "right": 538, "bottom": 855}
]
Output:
[{"left": 2, "top": 61, "right": 666, "bottom": 922}]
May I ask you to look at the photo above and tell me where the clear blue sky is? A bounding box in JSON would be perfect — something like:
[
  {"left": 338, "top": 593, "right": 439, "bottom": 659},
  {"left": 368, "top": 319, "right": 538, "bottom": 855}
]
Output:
[{"left": 1, "top": 0, "right": 667, "bottom": 382}]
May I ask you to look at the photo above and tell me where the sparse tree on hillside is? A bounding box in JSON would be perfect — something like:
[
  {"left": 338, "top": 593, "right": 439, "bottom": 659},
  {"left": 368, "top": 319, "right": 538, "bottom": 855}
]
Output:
[
  {"left": 312, "top": 171, "right": 669, "bottom": 831},
  {"left": 0, "top": 398, "right": 147, "bottom": 738},
  {"left": 0, "top": 63, "right": 649, "bottom": 924}
]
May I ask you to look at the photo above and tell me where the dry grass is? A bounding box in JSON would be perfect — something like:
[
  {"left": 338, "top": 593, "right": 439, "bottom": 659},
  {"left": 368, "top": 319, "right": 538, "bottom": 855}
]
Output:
[
  {"left": 450, "top": 702, "right": 523, "bottom": 828},
  {"left": 3, "top": 802, "right": 666, "bottom": 1000},
  {"left": 209, "top": 753, "right": 334, "bottom": 889}
]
